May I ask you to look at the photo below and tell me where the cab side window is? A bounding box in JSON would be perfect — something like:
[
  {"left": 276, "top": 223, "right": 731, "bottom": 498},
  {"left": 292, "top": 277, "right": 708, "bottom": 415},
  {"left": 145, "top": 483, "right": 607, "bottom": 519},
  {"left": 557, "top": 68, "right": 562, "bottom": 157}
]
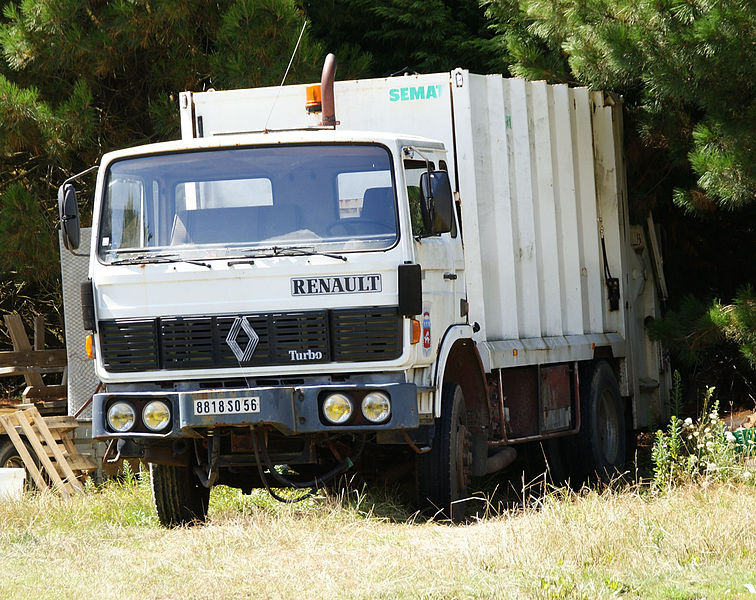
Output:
[{"left": 403, "top": 159, "right": 434, "bottom": 237}]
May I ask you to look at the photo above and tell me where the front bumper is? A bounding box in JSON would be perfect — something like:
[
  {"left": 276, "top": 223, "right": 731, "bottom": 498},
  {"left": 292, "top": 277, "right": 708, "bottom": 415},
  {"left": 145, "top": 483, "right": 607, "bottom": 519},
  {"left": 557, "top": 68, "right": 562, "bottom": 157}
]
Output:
[{"left": 91, "top": 382, "right": 419, "bottom": 440}]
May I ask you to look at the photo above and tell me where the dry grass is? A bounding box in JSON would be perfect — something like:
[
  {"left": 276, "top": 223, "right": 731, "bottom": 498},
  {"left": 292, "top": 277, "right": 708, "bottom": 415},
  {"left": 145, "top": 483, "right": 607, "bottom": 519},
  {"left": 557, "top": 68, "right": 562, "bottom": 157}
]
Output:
[{"left": 1, "top": 477, "right": 756, "bottom": 599}]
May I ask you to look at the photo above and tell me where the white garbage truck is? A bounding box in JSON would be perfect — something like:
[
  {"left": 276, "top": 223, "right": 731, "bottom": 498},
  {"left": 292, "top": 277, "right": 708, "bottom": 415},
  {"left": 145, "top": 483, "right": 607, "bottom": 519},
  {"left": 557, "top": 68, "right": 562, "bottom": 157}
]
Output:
[{"left": 59, "top": 56, "right": 669, "bottom": 524}]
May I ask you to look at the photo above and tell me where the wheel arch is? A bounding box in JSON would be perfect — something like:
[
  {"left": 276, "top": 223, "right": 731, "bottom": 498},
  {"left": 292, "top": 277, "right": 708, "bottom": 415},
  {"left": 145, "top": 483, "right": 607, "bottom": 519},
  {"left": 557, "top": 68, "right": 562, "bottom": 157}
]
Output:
[{"left": 433, "top": 325, "right": 488, "bottom": 430}]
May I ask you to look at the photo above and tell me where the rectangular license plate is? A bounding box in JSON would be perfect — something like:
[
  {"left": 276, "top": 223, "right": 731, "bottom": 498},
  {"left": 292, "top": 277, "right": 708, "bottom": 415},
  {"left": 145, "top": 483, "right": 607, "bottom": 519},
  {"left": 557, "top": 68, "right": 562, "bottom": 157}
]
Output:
[{"left": 193, "top": 393, "right": 260, "bottom": 416}]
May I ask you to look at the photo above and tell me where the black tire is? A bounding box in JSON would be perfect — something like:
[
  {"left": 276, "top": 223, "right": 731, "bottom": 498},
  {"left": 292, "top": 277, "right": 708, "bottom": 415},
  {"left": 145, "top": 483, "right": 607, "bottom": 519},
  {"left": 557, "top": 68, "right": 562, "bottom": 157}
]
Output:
[
  {"left": 416, "top": 383, "right": 472, "bottom": 522},
  {"left": 542, "top": 437, "right": 572, "bottom": 486},
  {"left": 150, "top": 463, "right": 210, "bottom": 527},
  {"left": 579, "top": 361, "right": 626, "bottom": 481},
  {"left": 0, "top": 438, "right": 38, "bottom": 491}
]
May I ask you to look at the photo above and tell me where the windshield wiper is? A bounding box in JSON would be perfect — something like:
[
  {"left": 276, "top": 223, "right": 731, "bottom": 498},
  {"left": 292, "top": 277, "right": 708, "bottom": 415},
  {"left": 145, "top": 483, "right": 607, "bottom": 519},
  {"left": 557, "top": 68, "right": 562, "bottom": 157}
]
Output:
[
  {"left": 110, "top": 253, "right": 212, "bottom": 268},
  {"left": 239, "top": 246, "right": 348, "bottom": 262},
  {"left": 110, "top": 253, "right": 178, "bottom": 265}
]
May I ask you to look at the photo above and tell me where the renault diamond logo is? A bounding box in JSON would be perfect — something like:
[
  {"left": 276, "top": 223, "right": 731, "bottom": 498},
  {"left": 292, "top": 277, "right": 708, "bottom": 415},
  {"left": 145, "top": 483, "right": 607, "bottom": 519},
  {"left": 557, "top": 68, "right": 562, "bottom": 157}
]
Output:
[{"left": 226, "top": 317, "right": 259, "bottom": 362}]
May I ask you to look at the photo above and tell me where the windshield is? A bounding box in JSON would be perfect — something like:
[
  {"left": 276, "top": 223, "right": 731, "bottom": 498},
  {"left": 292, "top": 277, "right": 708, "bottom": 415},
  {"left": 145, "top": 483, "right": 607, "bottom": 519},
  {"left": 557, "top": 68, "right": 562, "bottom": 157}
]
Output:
[{"left": 98, "top": 144, "right": 398, "bottom": 263}]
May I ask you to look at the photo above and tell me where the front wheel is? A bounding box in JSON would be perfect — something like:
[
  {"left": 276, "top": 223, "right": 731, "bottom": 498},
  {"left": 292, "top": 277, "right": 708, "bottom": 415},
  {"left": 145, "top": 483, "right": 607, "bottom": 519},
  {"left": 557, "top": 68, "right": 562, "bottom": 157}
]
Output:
[
  {"left": 416, "top": 383, "right": 472, "bottom": 522},
  {"left": 150, "top": 463, "right": 210, "bottom": 527}
]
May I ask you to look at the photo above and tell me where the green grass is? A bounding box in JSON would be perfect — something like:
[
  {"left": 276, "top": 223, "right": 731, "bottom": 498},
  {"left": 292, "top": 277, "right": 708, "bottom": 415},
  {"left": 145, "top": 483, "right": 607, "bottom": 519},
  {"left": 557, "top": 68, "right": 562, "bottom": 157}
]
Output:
[{"left": 1, "top": 475, "right": 756, "bottom": 599}]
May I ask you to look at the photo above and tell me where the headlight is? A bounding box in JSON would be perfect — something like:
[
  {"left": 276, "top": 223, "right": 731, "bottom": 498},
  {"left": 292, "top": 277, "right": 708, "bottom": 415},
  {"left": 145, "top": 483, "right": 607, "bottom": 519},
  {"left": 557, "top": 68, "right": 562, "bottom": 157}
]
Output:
[
  {"left": 322, "top": 393, "right": 353, "bottom": 424},
  {"left": 107, "top": 402, "right": 136, "bottom": 432},
  {"left": 142, "top": 400, "right": 171, "bottom": 432},
  {"left": 361, "top": 391, "right": 391, "bottom": 423}
]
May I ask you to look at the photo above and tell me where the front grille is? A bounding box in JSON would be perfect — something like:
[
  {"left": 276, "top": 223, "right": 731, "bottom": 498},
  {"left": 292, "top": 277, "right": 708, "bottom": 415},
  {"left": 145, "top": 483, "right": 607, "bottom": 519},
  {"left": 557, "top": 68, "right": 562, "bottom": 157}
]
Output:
[
  {"left": 162, "top": 317, "right": 216, "bottom": 369},
  {"left": 270, "top": 312, "right": 329, "bottom": 363},
  {"left": 100, "top": 319, "right": 159, "bottom": 371},
  {"left": 99, "top": 307, "right": 401, "bottom": 372},
  {"left": 331, "top": 307, "right": 402, "bottom": 362}
]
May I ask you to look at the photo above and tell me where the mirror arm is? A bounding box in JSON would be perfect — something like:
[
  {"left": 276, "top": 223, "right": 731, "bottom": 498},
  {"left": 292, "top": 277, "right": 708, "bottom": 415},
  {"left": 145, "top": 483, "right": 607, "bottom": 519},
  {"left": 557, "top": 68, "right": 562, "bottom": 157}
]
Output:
[
  {"left": 63, "top": 164, "right": 99, "bottom": 187},
  {"left": 406, "top": 146, "right": 433, "bottom": 201}
]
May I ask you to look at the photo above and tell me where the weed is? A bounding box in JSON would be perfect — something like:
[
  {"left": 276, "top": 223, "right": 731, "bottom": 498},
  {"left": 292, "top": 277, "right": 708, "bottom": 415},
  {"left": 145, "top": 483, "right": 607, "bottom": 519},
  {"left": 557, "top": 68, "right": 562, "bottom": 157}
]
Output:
[
  {"left": 670, "top": 370, "right": 684, "bottom": 417},
  {"left": 652, "top": 385, "right": 755, "bottom": 488},
  {"left": 537, "top": 576, "right": 590, "bottom": 600}
]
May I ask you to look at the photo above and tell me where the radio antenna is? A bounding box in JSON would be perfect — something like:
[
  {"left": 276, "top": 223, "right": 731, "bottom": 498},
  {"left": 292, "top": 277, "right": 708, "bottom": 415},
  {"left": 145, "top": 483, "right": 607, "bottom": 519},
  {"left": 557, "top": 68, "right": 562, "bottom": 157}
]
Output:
[{"left": 263, "top": 20, "right": 308, "bottom": 132}]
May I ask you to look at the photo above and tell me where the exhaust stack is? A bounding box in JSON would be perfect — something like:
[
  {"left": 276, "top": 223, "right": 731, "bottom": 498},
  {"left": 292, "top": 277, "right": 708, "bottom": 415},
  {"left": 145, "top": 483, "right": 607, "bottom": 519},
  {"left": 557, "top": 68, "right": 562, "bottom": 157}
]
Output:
[{"left": 319, "top": 53, "right": 337, "bottom": 127}]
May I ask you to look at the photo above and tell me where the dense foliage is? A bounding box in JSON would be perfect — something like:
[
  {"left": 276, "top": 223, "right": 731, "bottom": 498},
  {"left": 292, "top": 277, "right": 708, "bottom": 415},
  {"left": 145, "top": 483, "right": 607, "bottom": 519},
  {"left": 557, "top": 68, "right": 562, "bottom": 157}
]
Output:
[
  {"left": 0, "top": 0, "right": 753, "bottom": 397},
  {"left": 302, "top": 0, "right": 499, "bottom": 76}
]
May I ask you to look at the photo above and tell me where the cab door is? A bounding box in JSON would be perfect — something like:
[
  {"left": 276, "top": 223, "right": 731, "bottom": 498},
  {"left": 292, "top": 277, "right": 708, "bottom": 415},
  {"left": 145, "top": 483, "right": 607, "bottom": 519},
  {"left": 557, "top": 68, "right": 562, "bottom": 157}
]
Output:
[{"left": 403, "top": 155, "right": 465, "bottom": 366}]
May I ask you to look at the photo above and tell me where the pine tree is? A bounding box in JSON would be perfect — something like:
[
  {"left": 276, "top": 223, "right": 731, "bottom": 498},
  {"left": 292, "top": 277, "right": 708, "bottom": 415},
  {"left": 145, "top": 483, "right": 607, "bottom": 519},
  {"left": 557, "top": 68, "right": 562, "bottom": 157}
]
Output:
[{"left": 302, "top": 0, "right": 499, "bottom": 76}]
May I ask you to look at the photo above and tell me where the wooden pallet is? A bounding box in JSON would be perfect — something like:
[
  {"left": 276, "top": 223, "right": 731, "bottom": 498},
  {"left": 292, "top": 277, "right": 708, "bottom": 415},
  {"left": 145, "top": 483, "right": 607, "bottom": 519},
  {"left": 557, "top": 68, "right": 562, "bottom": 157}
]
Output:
[
  {"left": 0, "top": 405, "right": 97, "bottom": 497},
  {"left": 1, "top": 313, "right": 67, "bottom": 401}
]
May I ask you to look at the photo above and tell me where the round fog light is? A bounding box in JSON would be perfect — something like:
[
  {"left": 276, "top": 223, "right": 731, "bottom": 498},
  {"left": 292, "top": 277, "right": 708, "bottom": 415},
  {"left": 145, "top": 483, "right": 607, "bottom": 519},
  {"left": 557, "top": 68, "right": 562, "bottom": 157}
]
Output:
[
  {"left": 107, "top": 402, "right": 136, "bottom": 433},
  {"left": 322, "top": 393, "right": 353, "bottom": 425},
  {"left": 143, "top": 400, "right": 171, "bottom": 432},
  {"left": 361, "top": 391, "right": 391, "bottom": 423}
]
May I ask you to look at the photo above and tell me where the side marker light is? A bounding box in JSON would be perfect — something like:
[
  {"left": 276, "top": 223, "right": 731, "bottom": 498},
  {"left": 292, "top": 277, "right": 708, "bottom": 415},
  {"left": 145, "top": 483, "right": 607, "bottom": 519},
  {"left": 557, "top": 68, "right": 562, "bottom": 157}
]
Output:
[{"left": 411, "top": 319, "right": 421, "bottom": 344}]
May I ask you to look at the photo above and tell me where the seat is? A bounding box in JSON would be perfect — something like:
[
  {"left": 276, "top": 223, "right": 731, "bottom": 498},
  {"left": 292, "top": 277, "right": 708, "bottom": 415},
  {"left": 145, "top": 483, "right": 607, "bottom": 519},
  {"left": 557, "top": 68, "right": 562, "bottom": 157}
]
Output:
[
  {"left": 361, "top": 187, "right": 396, "bottom": 230},
  {"left": 259, "top": 204, "right": 301, "bottom": 239},
  {"left": 171, "top": 207, "right": 260, "bottom": 245}
]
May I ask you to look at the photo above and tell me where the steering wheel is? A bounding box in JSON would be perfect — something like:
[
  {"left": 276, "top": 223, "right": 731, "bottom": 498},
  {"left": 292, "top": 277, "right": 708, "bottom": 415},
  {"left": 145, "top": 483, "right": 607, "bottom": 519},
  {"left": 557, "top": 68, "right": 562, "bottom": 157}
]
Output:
[{"left": 326, "top": 219, "right": 394, "bottom": 236}]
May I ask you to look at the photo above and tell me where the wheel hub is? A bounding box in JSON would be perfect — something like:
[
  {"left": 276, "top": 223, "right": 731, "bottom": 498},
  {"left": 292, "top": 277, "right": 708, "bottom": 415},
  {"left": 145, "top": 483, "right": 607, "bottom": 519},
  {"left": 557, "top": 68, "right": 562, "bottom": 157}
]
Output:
[{"left": 598, "top": 391, "right": 619, "bottom": 463}]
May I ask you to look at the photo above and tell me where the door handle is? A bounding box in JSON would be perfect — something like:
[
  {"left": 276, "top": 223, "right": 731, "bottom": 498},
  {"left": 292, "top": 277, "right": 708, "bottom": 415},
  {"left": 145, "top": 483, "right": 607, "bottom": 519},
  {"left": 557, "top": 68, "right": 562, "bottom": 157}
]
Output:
[{"left": 443, "top": 273, "right": 457, "bottom": 280}]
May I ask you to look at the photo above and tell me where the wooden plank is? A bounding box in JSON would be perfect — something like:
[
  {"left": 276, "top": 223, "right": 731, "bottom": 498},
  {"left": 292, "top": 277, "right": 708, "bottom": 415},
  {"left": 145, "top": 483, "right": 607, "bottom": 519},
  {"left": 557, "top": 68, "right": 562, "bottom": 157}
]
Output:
[
  {"left": 0, "top": 366, "right": 66, "bottom": 378},
  {"left": 21, "top": 385, "right": 68, "bottom": 402},
  {"left": 0, "top": 366, "right": 25, "bottom": 377},
  {"left": 33, "top": 315, "right": 45, "bottom": 351},
  {"left": 0, "top": 414, "right": 48, "bottom": 490},
  {"left": 40, "top": 415, "right": 79, "bottom": 433},
  {"left": 65, "top": 454, "right": 98, "bottom": 472},
  {"left": 14, "top": 410, "right": 70, "bottom": 498},
  {"left": 23, "top": 384, "right": 67, "bottom": 399},
  {"left": 28, "top": 399, "right": 68, "bottom": 416},
  {"left": 0, "top": 349, "right": 68, "bottom": 368},
  {"left": 3, "top": 314, "right": 44, "bottom": 387},
  {"left": 59, "top": 434, "right": 77, "bottom": 456},
  {"left": 26, "top": 408, "right": 83, "bottom": 492}
]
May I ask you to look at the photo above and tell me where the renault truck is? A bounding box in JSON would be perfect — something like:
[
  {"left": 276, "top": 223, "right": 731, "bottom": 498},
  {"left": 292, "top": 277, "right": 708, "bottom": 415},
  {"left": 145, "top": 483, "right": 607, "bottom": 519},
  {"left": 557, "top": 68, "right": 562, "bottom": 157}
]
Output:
[{"left": 59, "top": 56, "right": 669, "bottom": 524}]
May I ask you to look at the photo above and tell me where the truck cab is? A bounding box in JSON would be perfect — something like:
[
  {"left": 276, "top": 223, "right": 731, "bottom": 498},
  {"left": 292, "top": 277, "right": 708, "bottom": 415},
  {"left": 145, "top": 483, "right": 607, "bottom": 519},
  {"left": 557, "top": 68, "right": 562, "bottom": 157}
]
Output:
[{"left": 72, "top": 128, "right": 473, "bottom": 524}]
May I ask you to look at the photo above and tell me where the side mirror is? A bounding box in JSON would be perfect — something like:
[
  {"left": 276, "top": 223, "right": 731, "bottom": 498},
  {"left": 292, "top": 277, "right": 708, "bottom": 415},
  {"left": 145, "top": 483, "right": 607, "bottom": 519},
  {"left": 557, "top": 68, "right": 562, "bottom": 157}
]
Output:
[
  {"left": 58, "top": 183, "right": 80, "bottom": 251},
  {"left": 419, "top": 171, "right": 453, "bottom": 235}
]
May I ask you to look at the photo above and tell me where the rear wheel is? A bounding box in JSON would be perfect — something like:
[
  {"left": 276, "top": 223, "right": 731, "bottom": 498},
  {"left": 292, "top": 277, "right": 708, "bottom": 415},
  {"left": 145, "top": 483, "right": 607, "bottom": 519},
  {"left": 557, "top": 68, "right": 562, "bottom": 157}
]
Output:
[
  {"left": 0, "top": 439, "right": 25, "bottom": 469},
  {"left": 150, "top": 463, "right": 210, "bottom": 527},
  {"left": 580, "top": 361, "right": 626, "bottom": 481},
  {"left": 416, "top": 383, "right": 472, "bottom": 522}
]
